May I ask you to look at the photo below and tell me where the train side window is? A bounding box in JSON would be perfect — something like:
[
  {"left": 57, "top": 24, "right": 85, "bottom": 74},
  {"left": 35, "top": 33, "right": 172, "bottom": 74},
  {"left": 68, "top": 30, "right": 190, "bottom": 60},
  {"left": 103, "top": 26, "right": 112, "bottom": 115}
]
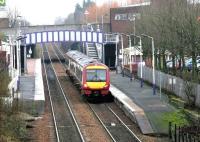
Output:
[
  {"left": 77, "top": 67, "right": 82, "bottom": 81},
  {"left": 65, "top": 58, "right": 69, "bottom": 65}
]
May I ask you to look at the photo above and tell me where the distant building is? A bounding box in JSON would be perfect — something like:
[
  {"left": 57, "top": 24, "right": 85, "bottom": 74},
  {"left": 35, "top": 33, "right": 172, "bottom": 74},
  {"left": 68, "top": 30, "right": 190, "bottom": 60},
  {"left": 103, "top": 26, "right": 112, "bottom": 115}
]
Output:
[
  {"left": 119, "top": 0, "right": 150, "bottom": 6},
  {"left": 109, "top": 1, "right": 151, "bottom": 69},
  {"left": 110, "top": 2, "right": 150, "bottom": 34}
]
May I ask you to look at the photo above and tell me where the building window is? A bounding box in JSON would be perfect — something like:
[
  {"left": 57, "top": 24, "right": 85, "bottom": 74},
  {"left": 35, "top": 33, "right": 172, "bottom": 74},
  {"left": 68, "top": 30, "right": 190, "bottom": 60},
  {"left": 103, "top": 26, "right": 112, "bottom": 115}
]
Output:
[
  {"left": 115, "top": 13, "right": 141, "bottom": 21},
  {"left": 114, "top": 14, "right": 128, "bottom": 20},
  {"left": 128, "top": 13, "right": 141, "bottom": 20}
]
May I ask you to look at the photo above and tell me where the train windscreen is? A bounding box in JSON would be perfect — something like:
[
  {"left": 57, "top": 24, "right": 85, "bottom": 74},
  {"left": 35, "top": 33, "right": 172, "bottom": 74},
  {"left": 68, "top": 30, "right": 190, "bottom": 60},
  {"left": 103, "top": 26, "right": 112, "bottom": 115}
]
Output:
[{"left": 86, "top": 69, "right": 106, "bottom": 82}]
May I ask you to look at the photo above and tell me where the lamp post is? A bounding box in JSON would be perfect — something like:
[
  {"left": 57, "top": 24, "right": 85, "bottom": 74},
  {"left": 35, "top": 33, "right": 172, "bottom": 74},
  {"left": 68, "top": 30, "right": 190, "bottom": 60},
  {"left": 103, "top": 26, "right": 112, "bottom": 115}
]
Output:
[
  {"left": 131, "top": 34, "right": 143, "bottom": 87},
  {"left": 120, "top": 34, "right": 124, "bottom": 75},
  {"left": 95, "top": 0, "right": 97, "bottom": 23},
  {"left": 102, "top": 14, "right": 108, "bottom": 32},
  {"left": 128, "top": 35, "right": 132, "bottom": 81},
  {"left": 129, "top": 15, "right": 136, "bottom": 64},
  {"left": 23, "top": 19, "right": 27, "bottom": 74},
  {"left": 120, "top": 33, "right": 132, "bottom": 80},
  {"left": 113, "top": 33, "right": 119, "bottom": 73},
  {"left": 129, "top": 15, "right": 136, "bottom": 44},
  {"left": 17, "top": 15, "right": 22, "bottom": 76},
  {"left": 141, "top": 34, "right": 156, "bottom": 95},
  {"left": 84, "top": 10, "right": 89, "bottom": 24},
  {"left": 138, "top": 36, "right": 143, "bottom": 87},
  {"left": 102, "top": 15, "right": 104, "bottom": 32}
]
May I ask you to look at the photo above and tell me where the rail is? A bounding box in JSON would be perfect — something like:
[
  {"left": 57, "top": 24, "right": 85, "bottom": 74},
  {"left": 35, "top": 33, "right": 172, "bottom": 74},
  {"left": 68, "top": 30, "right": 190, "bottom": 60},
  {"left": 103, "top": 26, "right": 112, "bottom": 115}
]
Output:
[
  {"left": 51, "top": 43, "right": 85, "bottom": 142},
  {"left": 43, "top": 43, "right": 85, "bottom": 141}
]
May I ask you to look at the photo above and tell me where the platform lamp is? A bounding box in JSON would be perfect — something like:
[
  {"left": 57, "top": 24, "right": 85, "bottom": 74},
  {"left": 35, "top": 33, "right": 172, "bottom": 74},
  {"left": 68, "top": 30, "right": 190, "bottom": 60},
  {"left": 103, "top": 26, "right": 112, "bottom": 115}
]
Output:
[
  {"left": 119, "top": 34, "right": 124, "bottom": 76},
  {"left": 130, "top": 34, "right": 143, "bottom": 87},
  {"left": 17, "top": 15, "right": 22, "bottom": 75},
  {"left": 120, "top": 33, "right": 132, "bottom": 81},
  {"left": 129, "top": 14, "right": 136, "bottom": 44},
  {"left": 102, "top": 13, "right": 108, "bottom": 32},
  {"left": 141, "top": 34, "right": 156, "bottom": 95},
  {"left": 84, "top": 10, "right": 89, "bottom": 25}
]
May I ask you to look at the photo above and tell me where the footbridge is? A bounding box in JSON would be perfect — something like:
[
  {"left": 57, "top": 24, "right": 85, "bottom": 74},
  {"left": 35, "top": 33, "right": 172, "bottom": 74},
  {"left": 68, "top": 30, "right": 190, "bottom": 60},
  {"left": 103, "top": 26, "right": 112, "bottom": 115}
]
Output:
[
  {"left": 1, "top": 23, "right": 118, "bottom": 69},
  {"left": 25, "top": 27, "right": 104, "bottom": 44}
]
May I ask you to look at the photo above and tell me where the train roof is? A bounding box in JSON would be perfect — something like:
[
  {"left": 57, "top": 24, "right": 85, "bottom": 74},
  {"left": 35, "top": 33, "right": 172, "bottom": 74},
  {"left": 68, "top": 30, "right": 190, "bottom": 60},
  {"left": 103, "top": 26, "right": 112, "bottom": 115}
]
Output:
[{"left": 66, "top": 50, "right": 98, "bottom": 67}]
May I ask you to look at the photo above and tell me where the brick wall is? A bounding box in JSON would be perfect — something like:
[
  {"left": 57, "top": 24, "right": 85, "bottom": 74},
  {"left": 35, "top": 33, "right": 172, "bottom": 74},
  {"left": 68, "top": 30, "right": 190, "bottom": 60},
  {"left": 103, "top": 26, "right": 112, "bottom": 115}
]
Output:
[
  {"left": 110, "top": 0, "right": 163, "bottom": 34},
  {"left": 110, "top": 6, "right": 141, "bottom": 34},
  {"left": 110, "top": 6, "right": 144, "bottom": 48}
]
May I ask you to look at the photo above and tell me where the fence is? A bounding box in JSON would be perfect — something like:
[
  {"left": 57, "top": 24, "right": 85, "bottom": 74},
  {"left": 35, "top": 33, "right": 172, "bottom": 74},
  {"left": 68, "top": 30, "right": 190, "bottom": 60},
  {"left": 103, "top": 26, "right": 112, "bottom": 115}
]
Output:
[
  {"left": 137, "top": 65, "right": 200, "bottom": 107},
  {"left": 169, "top": 122, "right": 200, "bottom": 142}
]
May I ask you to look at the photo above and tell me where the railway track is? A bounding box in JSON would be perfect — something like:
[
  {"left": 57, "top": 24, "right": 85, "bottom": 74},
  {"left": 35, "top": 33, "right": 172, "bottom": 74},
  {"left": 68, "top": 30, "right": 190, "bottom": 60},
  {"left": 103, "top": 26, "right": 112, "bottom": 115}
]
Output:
[
  {"left": 49, "top": 43, "right": 113, "bottom": 141},
  {"left": 42, "top": 43, "right": 85, "bottom": 142},
  {"left": 89, "top": 103, "right": 142, "bottom": 142},
  {"left": 51, "top": 43, "right": 144, "bottom": 142}
]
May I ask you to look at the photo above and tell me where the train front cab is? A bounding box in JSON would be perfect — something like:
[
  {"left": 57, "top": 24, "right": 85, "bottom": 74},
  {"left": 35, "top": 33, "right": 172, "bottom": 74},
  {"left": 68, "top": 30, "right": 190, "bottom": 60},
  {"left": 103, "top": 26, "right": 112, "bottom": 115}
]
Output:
[{"left": 81, "top": 63, "right": 112, "bottom": 100}]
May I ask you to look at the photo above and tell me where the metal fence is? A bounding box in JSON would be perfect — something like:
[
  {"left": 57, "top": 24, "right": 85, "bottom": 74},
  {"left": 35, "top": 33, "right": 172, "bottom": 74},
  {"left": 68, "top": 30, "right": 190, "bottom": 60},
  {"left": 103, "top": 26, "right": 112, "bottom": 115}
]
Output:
[
  {"left": 169, "top": 122, "right": 200, "bottom": 142},
  {"left": 137, "top": 65, "right": 200, "bottom": 107}
]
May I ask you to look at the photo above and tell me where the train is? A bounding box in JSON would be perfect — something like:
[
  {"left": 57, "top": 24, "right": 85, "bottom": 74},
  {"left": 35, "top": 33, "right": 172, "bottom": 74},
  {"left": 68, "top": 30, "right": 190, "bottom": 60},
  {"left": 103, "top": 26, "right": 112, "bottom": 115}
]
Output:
[{"left": 65, "top": 50, "right": 112, "bottom": 100}]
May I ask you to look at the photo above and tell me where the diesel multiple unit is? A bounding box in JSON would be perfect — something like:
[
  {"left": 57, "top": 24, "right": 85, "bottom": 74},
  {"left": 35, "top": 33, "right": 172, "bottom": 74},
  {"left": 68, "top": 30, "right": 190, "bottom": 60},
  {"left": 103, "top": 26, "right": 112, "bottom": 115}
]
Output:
[{"left": 65, "top": 50, "right": 111, "bottom": 99}]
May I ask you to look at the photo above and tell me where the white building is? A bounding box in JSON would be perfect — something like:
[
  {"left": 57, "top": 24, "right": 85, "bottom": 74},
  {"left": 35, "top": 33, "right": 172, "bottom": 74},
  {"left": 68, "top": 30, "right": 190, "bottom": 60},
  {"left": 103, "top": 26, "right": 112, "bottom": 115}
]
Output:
[{"left": 0, "top": 40, "right": 19, "bottom": 97}]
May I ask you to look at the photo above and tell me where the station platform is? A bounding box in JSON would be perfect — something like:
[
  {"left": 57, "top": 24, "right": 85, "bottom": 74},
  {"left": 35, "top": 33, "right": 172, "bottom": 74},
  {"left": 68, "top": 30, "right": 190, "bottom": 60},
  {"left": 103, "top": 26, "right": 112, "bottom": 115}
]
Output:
[
  {"left": 18, "top": 57, "right": 174, "bottom": 134},
  {"left": 19, "top": 59, "right": 45, "bottom": 115},
  {"left": 110, "top": 71, "right": 175, "bottom": 135}
]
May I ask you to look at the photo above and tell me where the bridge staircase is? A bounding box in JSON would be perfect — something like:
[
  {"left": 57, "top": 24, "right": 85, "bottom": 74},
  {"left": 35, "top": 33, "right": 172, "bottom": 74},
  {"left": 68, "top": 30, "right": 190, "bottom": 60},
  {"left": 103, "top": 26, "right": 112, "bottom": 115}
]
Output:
[
  {"left": 82, "top": 24, "right": 99, "bottom": 60},
  {"left": 86, "top": 43, "right": 99, "bottom": 60}
]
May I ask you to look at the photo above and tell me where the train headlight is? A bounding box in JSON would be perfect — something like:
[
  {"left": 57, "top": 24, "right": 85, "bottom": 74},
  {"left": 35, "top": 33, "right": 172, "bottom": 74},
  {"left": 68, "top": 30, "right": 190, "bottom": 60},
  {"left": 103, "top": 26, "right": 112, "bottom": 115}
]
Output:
[
  {"left": 103, "top": 84, "right": 109, "bottom": 89},
  {"left": 83, "top": 83, "right": 88, "bottom": 88}
]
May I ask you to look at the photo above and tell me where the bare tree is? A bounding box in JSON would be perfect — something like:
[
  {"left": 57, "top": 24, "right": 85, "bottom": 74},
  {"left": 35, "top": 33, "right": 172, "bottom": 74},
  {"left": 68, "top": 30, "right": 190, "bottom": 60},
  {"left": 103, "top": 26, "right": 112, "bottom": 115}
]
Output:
[
  {"left": 6, "top": 7, "right": 20, "bottom": 28},
  {"left": 54, "top": 17, "right": 65, "bottom": 25},
  {"left": 138, "top": 0, "right": 200, "bottom": 80},
  {"left": 6, "top": 7, "right": 30, "bottom": 27}
]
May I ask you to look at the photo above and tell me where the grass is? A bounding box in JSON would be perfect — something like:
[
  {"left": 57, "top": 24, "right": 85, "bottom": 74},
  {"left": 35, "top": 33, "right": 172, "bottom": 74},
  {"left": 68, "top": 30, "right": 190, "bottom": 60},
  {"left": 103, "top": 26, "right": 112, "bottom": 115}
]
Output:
[
  {"left": 146, "top": 109, "right": 191, "bottom": 135},
  {"left": 162, "top": 109, "right": 190, "bottom": 126},
  {"left": 184, "top": 108, "right": 200, "bottom": 122},
  {"left": 167, "top": 93, "right": 200, "bottom": 123},
  {"left": 144, "top": 89, "right": 193, "bottom": 135},
  {"left": 146, "top": 111, "right": 170, "bottom": 134},
  {"left": 169, "top": 96, "right": 186, "bottom": 109}
]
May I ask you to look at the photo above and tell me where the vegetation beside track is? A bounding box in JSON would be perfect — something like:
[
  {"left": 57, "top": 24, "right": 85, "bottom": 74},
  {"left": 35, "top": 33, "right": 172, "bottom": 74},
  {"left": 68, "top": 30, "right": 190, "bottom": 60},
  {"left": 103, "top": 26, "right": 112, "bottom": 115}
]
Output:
[{"left": 0, "top": 69, "right": 29, "bottom": 141}]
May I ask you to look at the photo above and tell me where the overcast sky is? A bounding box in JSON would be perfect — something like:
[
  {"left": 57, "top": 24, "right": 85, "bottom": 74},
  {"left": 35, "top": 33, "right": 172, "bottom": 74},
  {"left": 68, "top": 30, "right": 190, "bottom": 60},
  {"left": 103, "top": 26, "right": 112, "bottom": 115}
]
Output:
[{"left": 6, "top": 0, "right": 115, "bottom": 25}]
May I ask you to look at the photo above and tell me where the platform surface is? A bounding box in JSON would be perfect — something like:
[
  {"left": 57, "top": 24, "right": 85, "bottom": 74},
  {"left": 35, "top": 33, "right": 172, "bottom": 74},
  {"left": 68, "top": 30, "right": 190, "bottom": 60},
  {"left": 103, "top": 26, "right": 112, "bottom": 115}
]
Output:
[
  {"left": 19, "top": 59, "right": 45, "bottom": 101},
  {"left": 110, "top": 71, "right": 175, "bottom": 134}
]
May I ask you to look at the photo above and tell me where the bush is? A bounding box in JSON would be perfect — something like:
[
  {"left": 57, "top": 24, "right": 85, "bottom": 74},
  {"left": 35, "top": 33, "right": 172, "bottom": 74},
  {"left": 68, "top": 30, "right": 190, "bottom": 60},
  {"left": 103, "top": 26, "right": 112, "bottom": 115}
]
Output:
[
  {"left": 0, "top": 113, "right": 27, "bottom": 142},
  {"left": 184, "top": 81, "right": 196, "bottom": 107},
  {"left": 163, "top": 109, "right": 190, "bottom": 126},
  {"left": 0, "top": 69, "right": 10, "bottom": 97},
  {"left": 0, "top": 61, "right": 27, "bottom": 141}
]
